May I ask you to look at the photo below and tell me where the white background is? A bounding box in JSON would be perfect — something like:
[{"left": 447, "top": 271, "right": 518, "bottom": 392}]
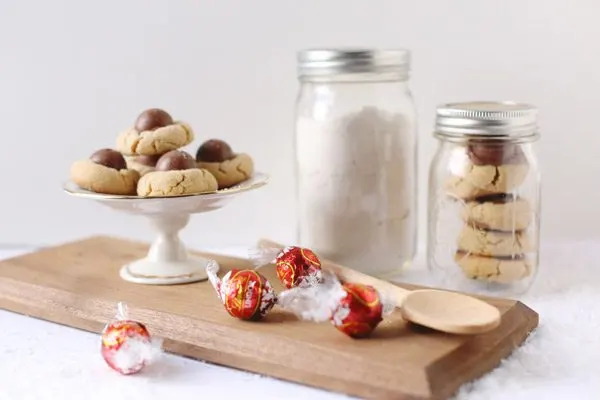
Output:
[{"left": 1, "top": 0, "right": 599, "bottom": 250}]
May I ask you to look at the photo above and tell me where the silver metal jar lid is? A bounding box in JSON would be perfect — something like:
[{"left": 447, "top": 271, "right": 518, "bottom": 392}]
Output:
[
  {"left": 434, "top": 101, "right": 539, "bottom": 141},
  {"left": 297, "top": 48, "right": 410, "bottom": 79}
]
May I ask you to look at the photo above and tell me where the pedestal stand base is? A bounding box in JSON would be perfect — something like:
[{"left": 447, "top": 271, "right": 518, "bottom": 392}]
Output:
[{"left": 120, "top": 257, "right": 210, "bottom": 285}]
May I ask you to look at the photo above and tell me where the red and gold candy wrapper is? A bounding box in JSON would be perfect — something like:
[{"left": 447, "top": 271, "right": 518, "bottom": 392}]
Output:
[
  {"left": 206, "top": 260, "right": 277, "bottom": 321},
  {"left": 249, "top": 245, "right": 324, "bottom": 289},
  {"left": 330, "top": 283, "right": 385, "bottom": 338},
  {"left": 279, "top": 274, "right": 396, "bottom": 339},
  {"left": 101, "top": 302, "right": 163, "bottom": 375}
]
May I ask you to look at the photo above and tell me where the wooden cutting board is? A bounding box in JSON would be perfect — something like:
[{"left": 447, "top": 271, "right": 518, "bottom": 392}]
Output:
[{"left": 0, "top": 236, "right": 538, "bottom": 400}]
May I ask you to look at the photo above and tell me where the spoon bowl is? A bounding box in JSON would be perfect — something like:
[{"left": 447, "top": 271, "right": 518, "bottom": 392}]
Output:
[{"left": 400, "top": 289, "right": 501, "bottom": 334}]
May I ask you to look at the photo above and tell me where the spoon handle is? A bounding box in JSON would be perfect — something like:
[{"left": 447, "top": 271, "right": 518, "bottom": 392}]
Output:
[{"left": 257, "top": 239, "right": 410, "bottom": 305}]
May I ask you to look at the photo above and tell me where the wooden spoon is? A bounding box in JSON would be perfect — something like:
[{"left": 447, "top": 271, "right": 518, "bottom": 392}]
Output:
[{"left": 257, "top": 239, "right": 501, "bottom": 335}]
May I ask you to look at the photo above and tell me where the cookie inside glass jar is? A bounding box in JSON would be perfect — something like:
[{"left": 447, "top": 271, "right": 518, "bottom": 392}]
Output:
[
  {"left": 450, "top": 140, "right": 534, "bottom": 283},
  {"left": 444, "top": 140, "right": 530, "bottom": 200}
]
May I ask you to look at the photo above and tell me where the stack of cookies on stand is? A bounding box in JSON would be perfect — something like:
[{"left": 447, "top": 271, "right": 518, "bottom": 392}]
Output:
[
  {"left": 70, "top": 108, "right": 254, "bottom": 197},
  {"left": 444, "top": 141, "right": 535, "bottom": 284}
]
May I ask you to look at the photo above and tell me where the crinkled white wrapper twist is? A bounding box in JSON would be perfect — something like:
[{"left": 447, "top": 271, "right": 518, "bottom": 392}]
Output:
[
  {"left": 115, "top": 302, "right": 129, "bottom": 320},
  {"left": 277, "top": 271, "right": 347, "bottom": 322},
  {"left": 247, "top": 246, "right": 286, "bottom": 268},
  {"left": 205, "top": 259, "right": 225, "bottom": 302},
  {"left": 108, "top": 336, "right": 163, "bottom": 375},
  {"left": 297, "top": 270, "right": 324, "bottom": 288},
  {"left": 377, "top": 290, "right": 398, "bottom": 316},
  {"left": 206, "top": 260, "right": 220, "bottom": 287}
]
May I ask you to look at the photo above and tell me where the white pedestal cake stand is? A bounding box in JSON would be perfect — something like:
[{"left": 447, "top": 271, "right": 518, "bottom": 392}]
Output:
[{"left": 63, "top": 173, "right": 269, "bottom": 285}]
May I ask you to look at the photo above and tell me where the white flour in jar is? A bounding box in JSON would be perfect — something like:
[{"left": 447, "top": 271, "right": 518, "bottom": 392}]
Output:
[{"left": 295, "top": 106, "right": 415, "bottom": 276}]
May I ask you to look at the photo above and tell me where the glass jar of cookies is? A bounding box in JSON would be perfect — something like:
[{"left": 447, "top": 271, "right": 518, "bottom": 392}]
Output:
[
  {"left": 294, "top": 48, "right": 417, "bottom": 277},
  {"left": 427, "top": 101, "right": 541, "bottom": 297}
]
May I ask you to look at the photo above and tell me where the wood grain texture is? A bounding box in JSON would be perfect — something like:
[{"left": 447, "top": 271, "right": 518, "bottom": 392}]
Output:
[{"left": 0, "top": 236, "right": 538, "bottom": 400}]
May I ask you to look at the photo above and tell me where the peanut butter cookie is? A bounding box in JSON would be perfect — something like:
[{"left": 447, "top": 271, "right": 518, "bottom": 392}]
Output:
[
  {"left": 195, "top": 139, "right": 254, "bottom": 188},
  {"left": 70, "top": 149, "right": 139, "bottom": 195},
  {"left": 116, "top": 108, "right": 194, "bottom": 156},
  {"left": 136, "top": 150, "right": 218, "bottom": 197},
  {"left": 443, "top": 145, "right": 529, "bottom": 200},
  {"left": 457, "top": 224, "right": 534, "bottom": 257},
  {"left": 455, "top": 251, "right": 532, "bottom": 283},
  {"left": 462, "top": 194, "right": 533, "bottom": 232}
]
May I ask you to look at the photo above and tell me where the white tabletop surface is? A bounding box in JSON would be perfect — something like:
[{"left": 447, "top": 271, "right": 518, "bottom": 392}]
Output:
[{"left": 1, "top": 241, "right": 599, "bottom": 400}]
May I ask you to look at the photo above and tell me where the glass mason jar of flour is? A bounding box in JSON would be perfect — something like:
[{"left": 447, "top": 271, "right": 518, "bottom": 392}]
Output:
[
  {"left": 427, "top": 101, "right": 541, "bottom": 297},
  {"left": 294, "top": 48, "right": 417, "bottom": 277}
]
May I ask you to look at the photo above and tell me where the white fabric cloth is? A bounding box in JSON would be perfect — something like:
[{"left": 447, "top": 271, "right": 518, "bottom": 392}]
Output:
[{"left": 0, "top": 241, "right": 598, "bottom": 400}]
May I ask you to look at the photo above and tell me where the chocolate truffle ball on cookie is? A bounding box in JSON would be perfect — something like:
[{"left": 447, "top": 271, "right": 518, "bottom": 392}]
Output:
[
  {"left": 125, "top": 154, "right": 161, "bottom": 177},
  {"left": 196, "top": 139, "right": 235, "bottom": 162},
  {"left": 116, "top": 108, "right": 194, "bottom": 156},
  {"left": 155, "top": 150, "right": 197, "bottom": 171},
  {"left": 70, "top": 149, "right": 140, "bottom": 195},
  {"left": 134, "top": 108, "right": 174, "bottom": 132},
  {"left": 137, "top": 150, "right": 218, "bottom": 197},
  {"left": 195, "top": 139, "right": 254, "bottom": 189}
]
